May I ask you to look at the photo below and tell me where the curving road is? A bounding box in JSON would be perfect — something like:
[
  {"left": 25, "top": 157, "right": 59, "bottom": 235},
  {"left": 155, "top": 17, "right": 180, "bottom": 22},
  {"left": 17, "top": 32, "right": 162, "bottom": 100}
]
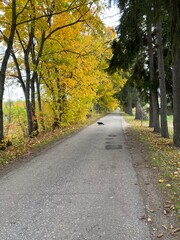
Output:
[{"left": 0, "top": 111, "right": 151, "bottom": 240}]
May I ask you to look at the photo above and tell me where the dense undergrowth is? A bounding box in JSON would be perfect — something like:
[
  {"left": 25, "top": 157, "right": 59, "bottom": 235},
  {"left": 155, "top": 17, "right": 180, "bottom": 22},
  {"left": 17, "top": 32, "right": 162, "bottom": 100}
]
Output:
[{"left": 122, "top": 112, "right": 180, "bottom": 216}]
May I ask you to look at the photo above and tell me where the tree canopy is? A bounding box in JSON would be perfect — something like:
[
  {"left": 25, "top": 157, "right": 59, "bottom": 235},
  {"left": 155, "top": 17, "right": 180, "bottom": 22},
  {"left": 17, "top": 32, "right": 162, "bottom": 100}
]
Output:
[
  {"left": 109, "top": 0, "right": 180, "bottom": 147},
  {"left": 0, "top": 0, "right": 125, "bottom": 147}
]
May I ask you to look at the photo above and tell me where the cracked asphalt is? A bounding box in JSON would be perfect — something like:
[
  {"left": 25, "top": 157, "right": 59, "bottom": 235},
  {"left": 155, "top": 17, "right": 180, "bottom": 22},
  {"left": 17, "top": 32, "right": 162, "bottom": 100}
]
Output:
[{"left": 0, "top": 111, "right": 151, "bottom": 240}]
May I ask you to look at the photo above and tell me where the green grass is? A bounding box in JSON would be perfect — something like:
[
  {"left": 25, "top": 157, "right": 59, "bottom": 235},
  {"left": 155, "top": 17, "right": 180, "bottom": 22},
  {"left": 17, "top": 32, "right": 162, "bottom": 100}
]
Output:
[
  {"left": 121, "top": 112, "right": 180, "bottom": 216},
  {"left": 167, "top": 115, "right": 173, "bottom": 125}
]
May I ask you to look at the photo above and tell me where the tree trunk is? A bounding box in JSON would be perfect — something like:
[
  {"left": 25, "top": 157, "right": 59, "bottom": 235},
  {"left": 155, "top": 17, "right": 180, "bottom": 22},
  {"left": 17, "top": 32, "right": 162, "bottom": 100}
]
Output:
[
  {"left": 31, "top": 75, "right": 39, "bottom": 134},
  {"left": 149, "top": 93, "right": 153, "bottom": 127},
  {"left": 25, "top": 89, "right": 33, "bottom": 136},
  {"left": 36, "top": 74, "right": 45, "bottom": 130},
  {"left": 172, "top": 46, "right": 180, "bottom": 147},
  {"left": 24, "top": 50, "right": 34, "bottom": 136},
  {"left": 0, "top": 94, "right": 4, "bottom": 143},
  {"left": 147, "top": 17, "right": 160, "bottom": 132},
  {"left": 56, "top": 72, "right": 66, "bottom": 124},
  {"left": 156, "top": 19, "right": 169, "bottom": 138},
  {"left": 135, "top": 92, "right": 142, "bottom": 120},
  {"left": 36, "top": 74, "right": 42, "bottom": 112},
  {"left": 151, "top": 89, "right": 160, "bottom": 132},
  {"left": 126, "top": 93, "right": 133, "bottom": 115},
  {"left": 0, "top": 0, "right": 16, "bottom": 143},
  {"left": 30, "top": 31, "right": 46, "bottom": 132}
]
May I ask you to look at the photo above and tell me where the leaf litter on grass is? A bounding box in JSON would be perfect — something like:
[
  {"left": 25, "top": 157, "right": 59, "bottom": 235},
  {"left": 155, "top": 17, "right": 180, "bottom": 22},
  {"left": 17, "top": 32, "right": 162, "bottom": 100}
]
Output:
[{"left": 122, "top": 112, "right": 180, "bottom": 217}]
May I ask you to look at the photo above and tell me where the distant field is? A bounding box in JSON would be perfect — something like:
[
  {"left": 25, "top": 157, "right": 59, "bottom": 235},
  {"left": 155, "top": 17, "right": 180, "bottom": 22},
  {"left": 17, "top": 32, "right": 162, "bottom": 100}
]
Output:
[
  {"left": 167, "top": 115, "right": 173, "bottom": 127},
  {"left": 124, "top": 112, "right": 174, "bottom": 135}
]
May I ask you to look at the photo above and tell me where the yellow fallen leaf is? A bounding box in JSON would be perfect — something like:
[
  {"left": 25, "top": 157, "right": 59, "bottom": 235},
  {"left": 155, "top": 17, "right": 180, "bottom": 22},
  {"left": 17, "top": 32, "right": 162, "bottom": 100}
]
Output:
[
  {"left": 166, "top": 184, "right": 171, "bottom": 187},
  {"left": 159, "top": 179, "right": 164, "bottom": 183}
]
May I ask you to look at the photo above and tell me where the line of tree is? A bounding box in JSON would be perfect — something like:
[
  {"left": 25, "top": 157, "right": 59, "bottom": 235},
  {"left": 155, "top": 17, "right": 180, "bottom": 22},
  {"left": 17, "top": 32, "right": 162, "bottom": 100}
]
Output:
[
  {"left": 109, "top": 0, "right": 180, "bottom": 147},
  {"left": 0, "top": 0, "right": 125, "bottom": 147}
]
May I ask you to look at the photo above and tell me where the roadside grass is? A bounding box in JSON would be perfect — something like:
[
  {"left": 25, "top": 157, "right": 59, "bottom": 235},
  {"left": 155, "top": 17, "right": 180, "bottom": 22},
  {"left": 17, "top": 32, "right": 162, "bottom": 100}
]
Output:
[
  {"left": 167, "top": 115, "right": 173, "bottom": 125},
  {"left": 0, "top": 113, "right": 104, "bottom": 166},
  {"left": 122, "top": 112, "right": 180, "bottom": 216}
]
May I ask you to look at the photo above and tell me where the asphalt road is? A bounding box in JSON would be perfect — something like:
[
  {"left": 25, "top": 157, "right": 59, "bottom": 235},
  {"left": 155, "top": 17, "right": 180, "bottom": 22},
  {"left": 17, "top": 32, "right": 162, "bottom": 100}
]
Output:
[{"left": 0, "top": 111, "right": 151, "bottom": 240}]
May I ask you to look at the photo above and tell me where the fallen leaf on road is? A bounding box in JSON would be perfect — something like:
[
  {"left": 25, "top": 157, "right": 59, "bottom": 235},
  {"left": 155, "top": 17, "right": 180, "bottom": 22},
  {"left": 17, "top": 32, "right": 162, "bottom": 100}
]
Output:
[
  {"left": 162, "top": 225, "right": 168, "bottom": 230},
  {"left": 157, "top": 233, "right": 164, "bottom": 238},
  {"left": 170, "top": 224, "right": 174, "bottom": 229},
  {"left": 140, "top": 215, "right": 146, "bottom": 220},
  {"left": 164, "top": 204, "right": 174, "bottom": 211},
  {"left": 172, "top": 228, "right": 180, "bottom": 234},
  {"left": 146, "top": 205, "right": 154, "bottom": 213}
]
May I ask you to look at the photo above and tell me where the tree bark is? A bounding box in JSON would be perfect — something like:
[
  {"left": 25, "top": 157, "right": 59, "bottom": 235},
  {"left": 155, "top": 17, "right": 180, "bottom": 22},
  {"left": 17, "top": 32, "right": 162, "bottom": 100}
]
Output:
[
  {"left": 156, "top": 19, "right": 169, "bottom": 138},
  {"left": 135, "top": 95, "right": 142, "bottom": 120},
  {"left": 149, "top": 93, "right": 153, "bottom": 127},
  {"left": 126, "top": 90, "right": 133, "bottom": 115},
  {"left": 172, "top": 46, "right": 180, "bottom": 147},
  {"left": 36, "top": 74, "right": 45, "bottom": 130},
  {"left": 0, "top": 0, "right": 16, "bottom": 143},
  {"left": 30, "top": 31, "right": 46, "bottom": 133},
  {"left": 151, "top": 90, "right": 160, "bottom": 132},
  {"left": 147, "top": 17, "right": 160, "bottom": 132}
]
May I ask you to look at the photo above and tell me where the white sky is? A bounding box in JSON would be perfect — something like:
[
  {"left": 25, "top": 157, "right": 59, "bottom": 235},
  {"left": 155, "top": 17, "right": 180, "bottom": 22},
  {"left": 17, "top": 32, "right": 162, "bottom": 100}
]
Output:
[
  {"left": 101, "top": 5, "right": 120, "bottom": 28},
  {"left": 4, "top": 84, "right": 24, "bottom": 101}
]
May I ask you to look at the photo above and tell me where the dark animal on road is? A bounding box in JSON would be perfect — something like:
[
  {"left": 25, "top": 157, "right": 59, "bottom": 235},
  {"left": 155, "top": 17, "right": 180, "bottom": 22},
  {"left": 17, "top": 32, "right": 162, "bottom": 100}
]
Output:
[{"left": 97, "top": 121, "right": 104, "bottom": 125}]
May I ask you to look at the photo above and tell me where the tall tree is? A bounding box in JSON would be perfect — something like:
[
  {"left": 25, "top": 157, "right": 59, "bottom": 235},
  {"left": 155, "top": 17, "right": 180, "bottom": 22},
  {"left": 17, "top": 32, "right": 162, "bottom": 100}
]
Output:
[
  {"left": 9, "top": 0, "right": 100, "bottom": 136},
  {"left": 156, "top": 18, "right": 169, "bottom": 138},
  {"left": 39, "top": 15, "right": 119, "bottom": 127},
  {"left": 109, "top": 1, "right": 157, "bottom": 122},
  {"left": 168, "top": 1, "right": 180, "bottom": 147},
  {"left": 146, "top": 11, "right": 160, "bottom": 132},
  {"left": 111, "top": 0, "right": 180, "bottom": 146},
  {"left": 0, "top": 0, "right": 16, "bottom": 143}
]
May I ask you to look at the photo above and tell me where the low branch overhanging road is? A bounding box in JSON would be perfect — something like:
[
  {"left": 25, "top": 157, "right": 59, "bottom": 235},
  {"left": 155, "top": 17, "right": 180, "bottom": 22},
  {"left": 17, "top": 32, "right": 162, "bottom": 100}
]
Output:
[{"left": 0, "top": 111, "right": 152, "bottom": 240}]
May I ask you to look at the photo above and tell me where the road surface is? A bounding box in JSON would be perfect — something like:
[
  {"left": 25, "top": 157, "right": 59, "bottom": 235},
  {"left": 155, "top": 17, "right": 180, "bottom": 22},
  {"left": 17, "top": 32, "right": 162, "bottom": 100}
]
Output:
[{"left": 0, "top": 111, "right": 151, "bottom": 240}]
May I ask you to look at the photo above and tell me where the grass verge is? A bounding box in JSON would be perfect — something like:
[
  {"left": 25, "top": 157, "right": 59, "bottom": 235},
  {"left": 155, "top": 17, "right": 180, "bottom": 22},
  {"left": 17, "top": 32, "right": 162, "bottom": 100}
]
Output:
[
  {"left": 0, "top": 113, "right": 104, "bottom": 166},
  {"left": 121, "top": 112, "right": 180, "bottom": 216}
]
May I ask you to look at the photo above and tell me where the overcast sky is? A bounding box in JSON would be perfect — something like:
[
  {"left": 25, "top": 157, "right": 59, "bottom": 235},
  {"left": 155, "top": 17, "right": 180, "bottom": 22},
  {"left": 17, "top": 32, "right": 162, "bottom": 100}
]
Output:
[{"left": 101, "top": 4, "right": 120, "bottom": 28}]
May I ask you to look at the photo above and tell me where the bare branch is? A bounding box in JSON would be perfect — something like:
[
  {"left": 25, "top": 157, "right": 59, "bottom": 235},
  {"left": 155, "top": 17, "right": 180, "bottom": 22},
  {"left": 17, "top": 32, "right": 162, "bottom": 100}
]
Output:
[
  {"left": 16, "top": 4, "right": 84, "bottom": 26},
  {"left": 44, "top": 3, "right": 95, "bottom": 41},
  {"left": 0, "top": 30, "right": 9, "bottom": 43},
  {"left": 45, "top": 18, "right": 85, "bottom": 40},
  {"left": 15, "top": 30, "right": 25, "bottom": 52},
  {"left": 11, "top": 50, "right": 26, "bottom": 93},
  {"left": 16, "top": 0, "right": 31, "bottom": 18}
]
